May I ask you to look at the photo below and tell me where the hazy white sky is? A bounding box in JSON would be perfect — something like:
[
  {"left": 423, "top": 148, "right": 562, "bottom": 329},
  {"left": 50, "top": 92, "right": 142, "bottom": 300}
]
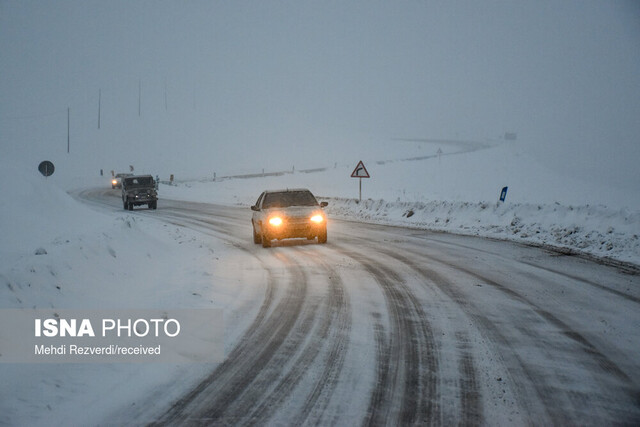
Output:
[{"left": 1, "top": 1, "right": 639, "bottom": 185}]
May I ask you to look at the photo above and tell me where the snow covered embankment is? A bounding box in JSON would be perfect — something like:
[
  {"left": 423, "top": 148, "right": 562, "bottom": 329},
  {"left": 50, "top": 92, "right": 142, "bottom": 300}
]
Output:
[
  {"left": 0, "top": 160, "right": 257, "bottom": 426},
  {"left": 326, "top": 198, "right": 640, "bottom": 267}
]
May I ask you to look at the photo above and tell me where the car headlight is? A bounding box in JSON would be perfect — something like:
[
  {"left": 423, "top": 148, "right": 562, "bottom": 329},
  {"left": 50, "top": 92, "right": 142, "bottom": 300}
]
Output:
[
  {"left": 310, "top": 214, "right": 324, "bottom": 223},
  {"left": 112, "top": 180, "right": 117, "bottom": 185},
  {"left": 269, "top": 217, "right": 283, "bottom": 227}
]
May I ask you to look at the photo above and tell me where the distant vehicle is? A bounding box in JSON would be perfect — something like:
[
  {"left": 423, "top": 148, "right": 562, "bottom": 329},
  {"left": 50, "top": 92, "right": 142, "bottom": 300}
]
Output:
[
  {"left": 122, "top": 175, "right": 157, "bottom": 210},
  {"left": 251, "top": 188, "right": 328, "bottom": 248},
  {"left": 111, "top": 173, "right": 133, "bottom": 189}
]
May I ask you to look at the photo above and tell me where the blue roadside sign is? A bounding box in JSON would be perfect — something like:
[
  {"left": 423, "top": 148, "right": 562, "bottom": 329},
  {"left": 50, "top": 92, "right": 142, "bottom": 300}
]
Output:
[{"left": 499, "top": 186, "right": 508, "bottom": 202}]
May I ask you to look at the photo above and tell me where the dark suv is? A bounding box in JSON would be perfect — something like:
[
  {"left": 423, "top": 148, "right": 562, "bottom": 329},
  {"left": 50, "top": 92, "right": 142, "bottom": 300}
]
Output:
[
  {"left": 251, "top": 189, "right": 328, "bottom": 248},
  {"left": 122, "top": 175, "right": 157, "bottom": 210}
]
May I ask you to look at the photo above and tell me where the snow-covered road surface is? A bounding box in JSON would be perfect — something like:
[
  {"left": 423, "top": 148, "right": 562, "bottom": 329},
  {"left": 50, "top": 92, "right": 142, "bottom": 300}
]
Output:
[{"left": 82, "top": 188, "right": 640, "bottom": 425}]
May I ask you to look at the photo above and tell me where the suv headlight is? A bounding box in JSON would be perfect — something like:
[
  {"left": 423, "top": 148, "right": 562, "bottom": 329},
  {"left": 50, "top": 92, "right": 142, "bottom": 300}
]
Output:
[{"left": 310, "top": 214, "right": 324, "bottom": 223}]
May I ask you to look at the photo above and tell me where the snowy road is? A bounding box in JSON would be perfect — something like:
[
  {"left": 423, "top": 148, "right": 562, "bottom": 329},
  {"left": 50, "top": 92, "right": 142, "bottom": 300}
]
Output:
[{"left": 80, "top": 189, "right": 640, "bottom": 425}]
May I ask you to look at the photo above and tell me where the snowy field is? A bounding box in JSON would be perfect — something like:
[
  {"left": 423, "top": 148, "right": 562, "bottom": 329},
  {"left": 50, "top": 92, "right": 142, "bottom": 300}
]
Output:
[
  {"left": 1, "top": 134, "right": 639, "bottom": 424},
  {"left": 1, "top": 1, "right": 639, "bottom": 422}
]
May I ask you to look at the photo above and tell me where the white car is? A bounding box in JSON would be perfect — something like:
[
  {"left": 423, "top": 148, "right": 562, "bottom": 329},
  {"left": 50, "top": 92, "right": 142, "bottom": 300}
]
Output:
[{"left": 251, "top": 189, "right": 328, "bottom": 248}]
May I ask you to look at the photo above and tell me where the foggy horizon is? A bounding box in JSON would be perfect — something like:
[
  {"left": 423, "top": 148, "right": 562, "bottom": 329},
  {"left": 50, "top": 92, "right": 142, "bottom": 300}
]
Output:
[{"left": 1, "top": 1, "right": 639, "bottom": 188}]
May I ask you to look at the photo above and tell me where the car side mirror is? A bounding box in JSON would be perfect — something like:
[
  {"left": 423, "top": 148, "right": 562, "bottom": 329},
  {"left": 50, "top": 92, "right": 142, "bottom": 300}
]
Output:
[
  {"left": 320, "top": 201, "right": 328, "bottom": 208},
  {"left": 251, "top": 205, "right": 259, "bottom": 211}
]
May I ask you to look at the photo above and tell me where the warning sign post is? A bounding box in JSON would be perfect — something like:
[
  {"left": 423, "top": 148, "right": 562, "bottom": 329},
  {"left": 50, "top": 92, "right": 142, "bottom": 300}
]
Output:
[{"left": 350, "top": 160, "right": 370, "bottom": 202}]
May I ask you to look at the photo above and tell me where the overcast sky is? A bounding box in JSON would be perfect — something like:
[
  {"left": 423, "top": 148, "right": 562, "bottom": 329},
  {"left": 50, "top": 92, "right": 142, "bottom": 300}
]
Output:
[{"left": 1, "top": 1, "right": 639, "bottom": 185}]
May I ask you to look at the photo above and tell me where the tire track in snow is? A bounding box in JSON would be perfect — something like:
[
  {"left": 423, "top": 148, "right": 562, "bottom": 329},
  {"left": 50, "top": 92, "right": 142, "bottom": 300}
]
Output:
[
  {"left": 334, "top": 233, "right": 484, "bottom": 425},
  {"left": 153, "top": 242, "right": 349, "bottom": 426},
  {"left": 85, "top": 189, "right": 355, "bottom": 425},
  {"left": 377, "top": 246, "right": 563, "bottom": 423},
  {"left": 455, "top": 331, "right": 483, "bottom": 426},
  {"left": 155, "top": 251, "right": 308, "bottom": 425},
  {"left": 288, "top": 249, "right": 351, "bottom": 426},
  {"left": 159, "top": 208, "right": 244, "bottom": 243},
  {"left": 372, "top": 248, "right": 487, "bottom": 425},
  {"left": 343, "top": 235, "right": 489, "bottom": 425},
  {"left": 235, "top": 247, "right": 352, "bottom": 425},
  {"left": 452, "top": 264, "right": 640, "bottom": 424},
  {"left": 383, "top": 246, "right": 640, "bottom": 425},
  {"left": 411, "top": 235, "right": 640, "bottom": 305},
  {"left": 167, "top": 235, "right": 351, "bottom": 424},
  {"left": 226, "top": 251, "right": 321, "bottom": 425},
  {"left": 333, "top": 245, "right": 440, "bottom": 426}
]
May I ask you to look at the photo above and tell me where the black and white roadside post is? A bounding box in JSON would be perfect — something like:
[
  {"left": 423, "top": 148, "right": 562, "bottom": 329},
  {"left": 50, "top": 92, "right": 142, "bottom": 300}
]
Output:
[{"left": 350, "top": 160, "right": 370, "bottom": 202}]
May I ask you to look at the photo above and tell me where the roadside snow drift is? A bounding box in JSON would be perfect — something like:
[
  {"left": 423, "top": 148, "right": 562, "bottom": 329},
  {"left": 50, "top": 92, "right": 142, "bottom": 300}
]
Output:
[
  {"left": 0, "top": 159, "right": 264, "bottom": 425},
  {"left": 326, "top": 198, "right": 640, "bottom": 266}
]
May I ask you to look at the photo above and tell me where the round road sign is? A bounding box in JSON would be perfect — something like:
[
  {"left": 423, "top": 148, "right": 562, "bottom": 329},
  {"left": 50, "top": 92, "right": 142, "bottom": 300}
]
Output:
[{"left": 38, "top": 161, "right": 55, "bottom": 177}]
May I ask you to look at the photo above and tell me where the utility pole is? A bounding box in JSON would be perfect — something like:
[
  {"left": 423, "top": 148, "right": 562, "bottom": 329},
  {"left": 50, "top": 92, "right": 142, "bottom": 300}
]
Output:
[
  {"left": 138, "top": 79, "right": 141, "bottom": 117},
  {"left": 67, "top": 107, "right": 70, "bottom": 153},
  {"left": 164, "top": 79, "right": 168, "bottom": 111},
  {"left": 98, "top": 89, "right": 101, "bottom": 129}
]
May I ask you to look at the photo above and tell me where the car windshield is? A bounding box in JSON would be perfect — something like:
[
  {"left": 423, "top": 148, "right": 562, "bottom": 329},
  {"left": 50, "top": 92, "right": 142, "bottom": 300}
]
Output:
[
  {"left": 124, "top": 177, "right": 154, "bottom": 187},
  {"left": 263, "top": 191, "right": 318, "bottom": 208}
]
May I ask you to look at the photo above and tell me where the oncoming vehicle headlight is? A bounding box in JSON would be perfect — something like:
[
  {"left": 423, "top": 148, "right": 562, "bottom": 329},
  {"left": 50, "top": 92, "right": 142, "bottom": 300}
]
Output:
[
  {"left": 112, "top": 180, "right": 117, "bottom": 185},
  {"left": 269, "top": 217, "right": 283, "bottom": 227},
  {"left": 310, "top": 214, "right": 324, "bottom": 223}
]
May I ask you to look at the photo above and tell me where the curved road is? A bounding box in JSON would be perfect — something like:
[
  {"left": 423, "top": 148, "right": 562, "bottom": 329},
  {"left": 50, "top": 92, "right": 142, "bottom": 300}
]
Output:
[{"left": 78, "top": 188, "right": 640, "bottom": 425}]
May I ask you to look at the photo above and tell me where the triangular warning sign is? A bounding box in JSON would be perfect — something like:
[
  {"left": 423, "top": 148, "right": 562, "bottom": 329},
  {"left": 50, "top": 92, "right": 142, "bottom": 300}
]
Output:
[{"left": 351, "top": 160, "right": 370, "bottom": 178}]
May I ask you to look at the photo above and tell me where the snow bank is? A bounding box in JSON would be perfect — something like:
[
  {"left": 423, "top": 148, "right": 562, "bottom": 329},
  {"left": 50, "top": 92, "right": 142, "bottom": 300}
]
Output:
[
  {"left": 0, "top": 158, "right": 262, "bottom": 425},
  {"left": 0, "top": 158, "right": 111, "bottom": 260},
  {"left": 326, "top": 198, "right": 640, "bottom": 266}
]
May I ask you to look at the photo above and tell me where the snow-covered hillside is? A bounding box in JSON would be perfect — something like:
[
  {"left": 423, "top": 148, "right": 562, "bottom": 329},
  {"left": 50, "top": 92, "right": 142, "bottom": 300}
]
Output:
[
  {"left": 0, "top": 158, "right": 264, "bottom": 425},
  {"left": 160, "top": 139, "right": 640, "bottom": 267}
]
